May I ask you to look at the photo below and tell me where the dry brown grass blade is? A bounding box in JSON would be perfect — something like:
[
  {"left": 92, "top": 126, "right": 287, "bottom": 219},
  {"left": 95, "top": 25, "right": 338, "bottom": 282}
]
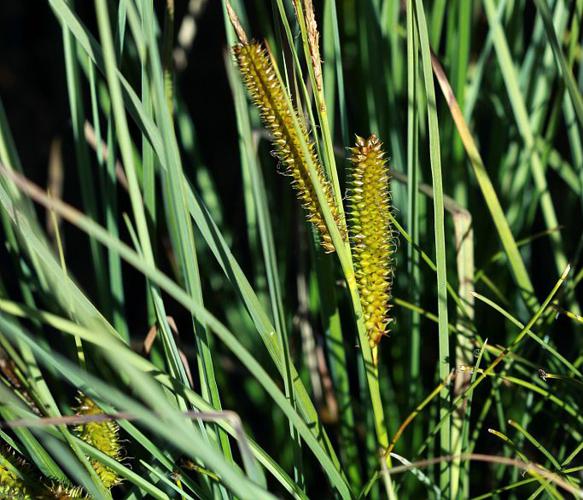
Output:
[
  {"left": 388, "top": 453, "right": 580, "bottom": 497},
  {"left": 225, "top": 1, "right": 248, "bottom": 44},
  {"left": 302, "top": 0, "right": 323, "bottom": 92},
  {"left": 1, "top": 409, "right": 241, "bottom": 430},
  {"left": 2, "top": 409, "right": 258, "bottom": 480}
]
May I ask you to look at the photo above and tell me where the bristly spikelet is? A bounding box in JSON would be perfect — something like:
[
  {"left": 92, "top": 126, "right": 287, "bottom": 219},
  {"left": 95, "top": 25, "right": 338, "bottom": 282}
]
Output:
[
  {"left": 45, "top": 484, "right": 86, "bottom": 499},
  {"left": 232, "top": 41, "right": 346, "bottom": 253},
  {"left": 0, "top": 447, "right": 33, "bottom": 499},
  {"left": 74, "top": 395, "right": 122, "bottom": 490},
  {"left": 0, "top": 444, "right": 86, "bottom": 499},
  {"left": 348, "top": 134, "right": 394, "bottom": 359}
]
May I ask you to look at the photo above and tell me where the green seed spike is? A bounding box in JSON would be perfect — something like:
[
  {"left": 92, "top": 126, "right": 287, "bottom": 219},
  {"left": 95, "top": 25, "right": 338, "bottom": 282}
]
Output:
[
  {"left": 75, "top": 395, "right": 122, "bottom": 490},
  {"left": 0, "top": 444, "right": 83, "bottom": 499},
  {"left": 0, "top": 447, "right": 33, "bottom": 499},
  {"left": 348, "top": 134, "right": 395, "bottom": 363},
  {"left": 233, "top": 41, "right": 346, "bottom": 253}
]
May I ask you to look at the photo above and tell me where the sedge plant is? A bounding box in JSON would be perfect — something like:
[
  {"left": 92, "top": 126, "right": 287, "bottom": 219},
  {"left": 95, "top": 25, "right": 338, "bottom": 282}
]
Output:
[{"left": 0, "top": 0, "right": 581, "bottom": 499}]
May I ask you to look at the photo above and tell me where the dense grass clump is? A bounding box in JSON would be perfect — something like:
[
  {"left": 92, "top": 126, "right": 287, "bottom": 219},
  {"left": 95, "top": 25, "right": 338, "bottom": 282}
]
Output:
[{"left": 0, "top": 1, "right": 581, "bottom": 499}]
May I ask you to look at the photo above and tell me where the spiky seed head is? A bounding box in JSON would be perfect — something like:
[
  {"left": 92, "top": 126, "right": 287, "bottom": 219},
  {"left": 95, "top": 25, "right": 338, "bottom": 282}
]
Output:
[
  {"left": 45, "top": 484, "right": 86, "bottom": 499},
  {"left": 1, "top": 443, "right": 89, "bottom": 499},
  {"left": 74, "top": 395, "right": 122, "bottom": 490},
  {"left": 0, "top": 451, "right": 33, "bottom": 499},
  {"left": 232, "top": 41, "right": 346, "bottom": 252},
  {"left": 348, "top": 134, "right": 395, "bottom": 357}
]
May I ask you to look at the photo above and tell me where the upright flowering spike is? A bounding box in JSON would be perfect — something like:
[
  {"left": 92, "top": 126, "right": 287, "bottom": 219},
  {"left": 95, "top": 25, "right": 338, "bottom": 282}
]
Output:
[
  {"left": 233, "top": 41, "right": 346, "bottom": 253},
  {"left": 348, "top": 134, "right": 395, "bottom": 361},
  {"left": 74, "top": 395, "right": 122, "bottom": 490}
]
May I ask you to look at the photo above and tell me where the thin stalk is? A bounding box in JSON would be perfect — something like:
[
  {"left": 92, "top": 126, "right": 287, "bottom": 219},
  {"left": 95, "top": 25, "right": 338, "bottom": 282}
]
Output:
[
  {"left": 413, "top": 1, "right": 451, "bottom": 492},
  {"left": 406, "top": 1, "right": 422, "bottom": 452},
  {"left": 507, "top": 420, "right": 561, "bottom": 471},
  {"left": 88, "top": 65, "right": 129, "bottom": 342},
  {"left": 314, "top": 253, "right": 361, "bottom": 488}
]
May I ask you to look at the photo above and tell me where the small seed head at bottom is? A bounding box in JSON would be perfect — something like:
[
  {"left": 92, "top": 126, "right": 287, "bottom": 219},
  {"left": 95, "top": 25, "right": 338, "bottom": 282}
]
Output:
[{"left": 74, "top": 395, "right": 122, "bottom": 489}]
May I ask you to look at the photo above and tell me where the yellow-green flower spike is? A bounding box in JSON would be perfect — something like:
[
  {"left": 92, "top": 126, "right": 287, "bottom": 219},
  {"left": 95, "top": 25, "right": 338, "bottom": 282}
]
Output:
[
  {"left": 348, "top": 134, "right": 394, "bottom": 362},
  {"left": 233, "top": 41, "right": 346, "bottom": 253},
  {"left": 0, "top": 450, "right": 33, "bottom": 499},
  {"left": 75, "top": 396, "right": 122, "bottom": 490},
  {"left": 0, "top": 445, "right": 82, "bottom": 499}
]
